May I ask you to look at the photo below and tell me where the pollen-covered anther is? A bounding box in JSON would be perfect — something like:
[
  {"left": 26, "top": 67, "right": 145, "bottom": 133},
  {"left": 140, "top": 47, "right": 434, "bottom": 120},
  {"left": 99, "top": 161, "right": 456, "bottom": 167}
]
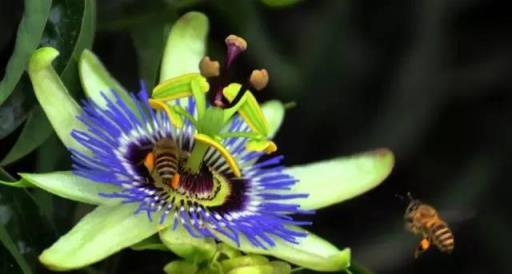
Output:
[
  {"left": 225, "top": 34, "right": 247, "bottom": 51},
  {"left": 249, "top": 69, "right": 269, "bottom": 91},
  {"left": 199, "top": 56, "right": 220, "bottom": 78}
]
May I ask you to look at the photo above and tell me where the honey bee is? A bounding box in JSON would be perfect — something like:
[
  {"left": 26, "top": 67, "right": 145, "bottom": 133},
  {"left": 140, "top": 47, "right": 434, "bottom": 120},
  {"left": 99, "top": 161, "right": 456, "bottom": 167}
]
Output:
[
  {"left": 144, "top": 138, "right": 181, "bottom": 190},
  {"left": 402, "top": 193, "right": 454, "bottom": 258}
]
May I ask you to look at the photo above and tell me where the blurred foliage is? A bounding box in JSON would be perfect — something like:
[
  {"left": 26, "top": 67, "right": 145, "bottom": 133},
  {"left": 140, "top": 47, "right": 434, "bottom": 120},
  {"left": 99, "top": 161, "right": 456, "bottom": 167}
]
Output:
[{"left": 1, "top": 0, "right": 510, "bottom": 273}]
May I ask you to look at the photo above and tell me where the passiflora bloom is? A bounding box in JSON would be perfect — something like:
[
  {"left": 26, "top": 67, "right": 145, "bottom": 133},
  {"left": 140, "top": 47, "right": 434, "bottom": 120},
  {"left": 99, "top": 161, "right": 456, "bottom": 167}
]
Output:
[{"left": 5, "top": 12, "right": 394, "bottom": 272}]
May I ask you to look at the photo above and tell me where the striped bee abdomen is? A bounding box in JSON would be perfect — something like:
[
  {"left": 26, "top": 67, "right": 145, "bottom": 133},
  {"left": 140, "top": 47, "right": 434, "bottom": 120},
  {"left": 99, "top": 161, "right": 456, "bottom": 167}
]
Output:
[
  {"left": 144, "top": 138, "right": 180, "bottom": 188},
  {"left": 154, "top": 151, "right": 178, "bottom": 180},
  {"left": 430, "top": 222, "right": 455, "bottom": 253}
]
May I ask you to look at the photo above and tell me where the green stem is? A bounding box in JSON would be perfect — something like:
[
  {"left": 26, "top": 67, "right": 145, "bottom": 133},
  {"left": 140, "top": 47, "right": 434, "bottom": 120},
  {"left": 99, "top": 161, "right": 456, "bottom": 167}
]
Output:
[{"left": 184, "top": 142, "right": 209, "bottom": 173}]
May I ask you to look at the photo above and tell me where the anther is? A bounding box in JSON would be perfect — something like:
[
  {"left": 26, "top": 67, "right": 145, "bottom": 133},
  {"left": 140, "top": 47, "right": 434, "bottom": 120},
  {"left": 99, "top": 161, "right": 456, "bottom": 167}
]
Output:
[
  {"left": 249, "top": 69, "right": 269, "bottom": 91},
  {"left": 225, "top": 34, "right": 247, "bottom": 68},
  {"left": 199, "top": 56, "right": 220, "bottom": 78}
]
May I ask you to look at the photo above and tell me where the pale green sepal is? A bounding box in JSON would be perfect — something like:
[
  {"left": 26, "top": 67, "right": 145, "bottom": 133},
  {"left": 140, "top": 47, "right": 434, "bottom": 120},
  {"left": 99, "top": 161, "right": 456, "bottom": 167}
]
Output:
[
  {"left": 160, "top": 12, "right": 209, "bottom": 82},
  {"left": 261, "top": 100, "right": 285, "bottom": 138},
  {"left": 79, "top": 49, "right": 132, "bottom": 109},
  {"left": 269, "top": 261, "right": 291, "bottom": 274},
  {"left": 286, "top": 148, "right": 394, "bottom": 210},
  {"left": 216, "top": 227, "right": 350, "bottom": 272},
  {"left": 218, "top": 243, "right": 241, "bottom": 259},
  {"left": 27, "top": 47, "right": 86, "bottom": 152},
  {"left": 227, "top": 265, "right": 273, "bottom": 274},
  {"left": 39, "top": 204, "right": 170, "bottom": 271},
  {"left": 19, "top": 171, "right": 120, "bottom": 206},
  {"left": 221, "top": 255, "right": 268, "bottom": 273},
  {"left": 131, "top": 235, "right": 169, "bottom": 252},
  {"left": 159, "top": 225, "right": 217, "bottom": 263},
  {"left": 164, "top": 260, "right": 198, "bottom": 274}
]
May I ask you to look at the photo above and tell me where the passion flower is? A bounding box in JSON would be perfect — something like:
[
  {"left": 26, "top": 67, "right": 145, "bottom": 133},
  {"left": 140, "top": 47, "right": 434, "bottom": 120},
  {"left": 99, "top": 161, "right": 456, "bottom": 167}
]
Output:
[{"left": 0, "top": 11, "right": 394, "bottom": 272}]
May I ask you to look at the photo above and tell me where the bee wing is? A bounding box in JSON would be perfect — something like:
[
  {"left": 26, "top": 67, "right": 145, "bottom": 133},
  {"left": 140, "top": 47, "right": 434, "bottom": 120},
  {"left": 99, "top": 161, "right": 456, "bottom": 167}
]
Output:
[{"left": 437, "top": 208, "right": 476, "bottom": 226}]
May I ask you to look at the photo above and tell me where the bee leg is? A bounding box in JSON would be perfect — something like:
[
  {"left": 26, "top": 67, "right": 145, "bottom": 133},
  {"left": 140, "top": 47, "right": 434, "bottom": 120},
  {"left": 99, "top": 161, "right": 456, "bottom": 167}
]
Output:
[{"left": 414, "top": 237, "right": 431, "bottom": 258}]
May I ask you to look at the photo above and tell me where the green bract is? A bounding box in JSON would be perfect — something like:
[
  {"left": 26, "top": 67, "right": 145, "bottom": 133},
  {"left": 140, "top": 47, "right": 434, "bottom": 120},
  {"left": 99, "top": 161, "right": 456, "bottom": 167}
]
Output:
[{"left": 6, "top": 11, "right": 396, "bottom": 272}]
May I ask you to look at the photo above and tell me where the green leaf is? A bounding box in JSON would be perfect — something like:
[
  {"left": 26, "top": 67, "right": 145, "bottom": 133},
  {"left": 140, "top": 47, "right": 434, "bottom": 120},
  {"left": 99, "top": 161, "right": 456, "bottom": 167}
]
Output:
[
  {"left": 0, "top": 88, "right": 28, "bottom": 139},
  {"left": 18, "top": 171, "right": 120, "bottom": 205},
  {"left": 261, "top": 100, "right": 285, "bottom": 138},
  {"left": 2, "top": 0, "right": 98, "bottom": 165},
  {"left": 215, "top": 227, "right": 350, "bottom": 272},
  {"left": 0, "top": 0, "right": 52, "bottom": 106},
  {"left": 1, "top": 106, "right": 52, "bottom": 166},
  {"left": 160, "top": 12, "right": 209, "bottom": 83},
  {"left": 0, "top": 185, "right": 55, "bottom": 274},
  {"left": 285, "top": 148, "right": 394, "bottom": 210},
  {"left": 27, "top": 47, "right": 87, "bottom": 152},
  {"left": 0, "top": 225, "right": 33, "bottom": 274},
  {"left": 39, "top": 204, "right": 168, "bottom": 271},
  {"left": 78, "top": 49, "right": 133, "bottom": 108},
  {"left": 159, "top": 225, "right": 217, "bottom": 264},
  {"left": 163, "top": 260, "right": 198, "bottom": 274}
]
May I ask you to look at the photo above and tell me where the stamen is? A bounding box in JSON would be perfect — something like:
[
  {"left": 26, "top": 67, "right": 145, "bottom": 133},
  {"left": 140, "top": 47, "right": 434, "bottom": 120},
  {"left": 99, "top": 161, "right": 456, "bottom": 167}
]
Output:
[
  {"left": 199, "top": 56, "right": 220, "bottom": 78},
  {"left": 249, "top": 69, "right": 269, "bottom": 91}
]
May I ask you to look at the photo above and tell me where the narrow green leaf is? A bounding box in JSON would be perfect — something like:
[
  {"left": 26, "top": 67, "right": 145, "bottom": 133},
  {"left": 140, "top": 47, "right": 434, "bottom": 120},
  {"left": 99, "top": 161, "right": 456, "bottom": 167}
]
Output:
[
  {"left": 2, "top": 0, "right": 98, "bottom": 165},
  {"left": 216, "top": 227, "right": 350, "bottom": 272},
  {"left": 27, "top": 47, "right": 87, "bottom": 152},
  {"left": 261, "top": 100, "right": 285, "bottom": 138},
  {"left": 0, "top": 225, "right": 33, "bottom": 274},
  {"left": 59, "top": 0, "right": 97, "bottom": 89},
  {"left": 0, "top": 0, "right": 52, "bottom": 105},
  {"left": 0, "top": 167, "right": 15, "bottom": 181},
  {"left": 18, "top": 171, "right": 120, "bottom": 205},
  {"left": 285, "top": 148, "right": 394, "bottom": 210},
  {"left": 260, "top": 0, "right": 302, "bottom": 8},
  {"left": 39, "top": 204, "right": 168, "bottom": 271},
  {"left": 159, "top": 225, "right": 217, "bottom": 263},
  {"left": 1, "top": 107, "right": 52, "bottom": 166},
  {"left": 160, "top": 12, "right": 209, "bottom": 83}
]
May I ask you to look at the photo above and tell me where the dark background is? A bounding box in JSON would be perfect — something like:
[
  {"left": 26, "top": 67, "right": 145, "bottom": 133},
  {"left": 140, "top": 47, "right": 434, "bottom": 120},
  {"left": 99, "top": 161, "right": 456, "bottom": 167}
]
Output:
[{"left": 1, "top": 0, "right": 511, "bottom": 273}]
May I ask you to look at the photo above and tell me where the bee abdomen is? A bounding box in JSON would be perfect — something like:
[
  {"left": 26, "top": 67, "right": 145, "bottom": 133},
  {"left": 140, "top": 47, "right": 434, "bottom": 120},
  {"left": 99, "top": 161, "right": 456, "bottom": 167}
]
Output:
[
  {"left": 155, "top": 152, "right": 178, "bottom": 179},
  {"left": 431, "top": 222, "right": 454, "bottom": 253}
]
